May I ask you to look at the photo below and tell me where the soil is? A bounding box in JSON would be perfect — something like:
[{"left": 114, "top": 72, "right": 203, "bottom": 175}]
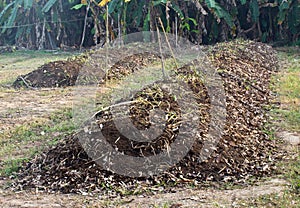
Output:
[{"left": 0, "top": 178, "right": 288, "bottom": 207}]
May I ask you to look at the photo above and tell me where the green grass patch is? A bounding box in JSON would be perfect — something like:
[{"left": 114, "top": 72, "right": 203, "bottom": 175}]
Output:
[
  {"left": 238, "top": 47, "right": 300, "bottom": 207},
  {"left": 0, "top": 158, "right": 29, "bottom": 176},
  {"left": 0, "top": 50, "right": 74, "bottom": 61},
  {"left": 279, "top": 73, "right": 300, "bottom": 99},
  {"left": 284, "top": 156, "right": 300, "bottom": 194},
  {"left": 272, "top": 51, "right": 300, "bottom": 131},
  {"left": 0, "top": 108, "right": 76, "bottom": 177},
  {"left": 275, "top": 109, "right": 300, "bottom": 131},
  {"left": 238, "top": 191, "right": 300, "bottom": 208}
]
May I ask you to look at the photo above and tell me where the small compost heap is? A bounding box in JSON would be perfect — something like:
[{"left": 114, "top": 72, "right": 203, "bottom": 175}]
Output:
[
  {"left": 13, "top": 58, "right": 85, "bottom": 88},
  {"left": 13, "top": 40, "right": 285, "bottom": 195}
]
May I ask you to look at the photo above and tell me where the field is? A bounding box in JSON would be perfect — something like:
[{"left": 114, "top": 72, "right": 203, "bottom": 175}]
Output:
[{"left": 0, "top": 46, "right": 299, "bottom": 207}]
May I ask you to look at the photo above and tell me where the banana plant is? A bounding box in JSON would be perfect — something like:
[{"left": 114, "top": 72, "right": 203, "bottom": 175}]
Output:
[
  {"left": 205, "top": 0, "right": 234, "bottom": 28},
  {"left": 0, "top": 0, "right": 83, "bottom": 48},
  {"left": 1, "top": 0, "right": 299, "bottom": 48}
]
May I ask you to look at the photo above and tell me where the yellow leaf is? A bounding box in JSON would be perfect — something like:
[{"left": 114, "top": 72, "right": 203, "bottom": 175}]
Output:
[
  {"left": 98, "top": 0, "right": 111, "bottom": 7},
  {"left": 124, "top": 0, "right": 131, "bottom": 2},
  {"left": 81, "top": 0, "right": 87, "bottom": 5}
]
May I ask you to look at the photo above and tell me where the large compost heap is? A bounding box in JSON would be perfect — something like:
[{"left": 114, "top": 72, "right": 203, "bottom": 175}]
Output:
[{"left": 13, "top": 40, "right": 285, "bottom": 195}]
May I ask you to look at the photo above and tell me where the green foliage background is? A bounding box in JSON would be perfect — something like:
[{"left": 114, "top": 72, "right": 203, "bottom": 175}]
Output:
[{"left": 0, "top": 0, "right": 299, "bottom": 49}]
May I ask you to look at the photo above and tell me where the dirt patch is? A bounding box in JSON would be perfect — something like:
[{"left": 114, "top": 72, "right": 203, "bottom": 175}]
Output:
[
  {"left": 276, "top": 131, "right": 300, "bottom": 157},
  {"left": 0, "top": 88, "right": 73, "bottom": 132},
  {"left": 0, "top": 178, "right": 287, "bottom": 207},
  {"left": 118, "top": 178, "right": 287, "bottom": 207},
  {"left": 277, "top": 131, "right": 300, "bottom": 146}
]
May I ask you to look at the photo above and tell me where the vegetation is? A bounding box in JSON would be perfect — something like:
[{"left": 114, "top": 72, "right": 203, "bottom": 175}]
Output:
[
  {"left": 0, "top": 107, "right": 75, "bottom": 177},
  {"left": 272, "top": 49, "right": 300, "bottom": 131},
  {"left": 0, "top": 0, "right": 299, "bottom": 49},
  {"left": 238, "top": 155, "right": 300, "bottom": 208},
  {"left": 236, "top": 48, "right": 300, "bottom": 208}
]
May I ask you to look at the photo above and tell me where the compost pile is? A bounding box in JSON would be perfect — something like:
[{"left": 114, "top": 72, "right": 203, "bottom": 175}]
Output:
[
  {"left": 12, "top": 58, "right": 84, "bottom": 88},
  {"left": 14, "top": 40, "right": 285, "bottom": 195},
  {"left": 11, "top": 50, "right": 160, "bottom": 88}
]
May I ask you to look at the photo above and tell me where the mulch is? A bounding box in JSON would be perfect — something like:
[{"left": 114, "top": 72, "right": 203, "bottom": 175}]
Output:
[
  {"left": 12, "top": 40, "right": 286, "bottom": 196},
  {"left": 12, "top": 59, "right": 84, "bottom": 88}
]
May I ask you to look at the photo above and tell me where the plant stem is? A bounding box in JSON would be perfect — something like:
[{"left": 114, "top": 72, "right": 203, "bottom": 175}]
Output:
[
  {"left": 156, "top": 26, "right": 166, "bottom": 80},
  {"left": 80, "top": 1, "right": 90, "bottom": 51},
  {"left": 158, "top": 17, "right": 178, "bottom": 69}
]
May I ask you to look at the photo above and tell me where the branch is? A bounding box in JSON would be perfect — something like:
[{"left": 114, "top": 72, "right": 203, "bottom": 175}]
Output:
[{"left": 17, "top": 76, "right": 37, "bottom": 90}]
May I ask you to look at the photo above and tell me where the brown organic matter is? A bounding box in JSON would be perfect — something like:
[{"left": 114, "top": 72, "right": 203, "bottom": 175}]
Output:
[
  {"left": 12, "top": 59, "right": 83, "bottom": 88},
  {"left": 12, "top": 40, "right": 286, "bottom": 196}
]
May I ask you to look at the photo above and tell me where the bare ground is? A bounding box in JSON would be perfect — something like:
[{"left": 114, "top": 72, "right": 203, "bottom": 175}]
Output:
[
  {"left": 0, "top": 87, "right": 73, "bottom": 131},
  {"left": 0, "top": 178, "right": 288, "bottom": 208}
]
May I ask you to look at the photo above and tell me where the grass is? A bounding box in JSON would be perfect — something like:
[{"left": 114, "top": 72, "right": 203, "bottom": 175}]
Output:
[
  {"left": 238, "top": 191, "right": 300, "bottom": 208},
  {"left": 237, "top": 155, "right": 300, "bottom": 207},
  {"left": 236, "top": 48, "right": 300, "bottom": 207},
  {"left": 1, "top": 157, "right": 30, "bottom": 176},
  {"left": 274, "top": 109, "right": 300, "bottom": 131},
  {"left": 285, "top": 156, "right": 300, "bottom": 194},
  {"left": 0, "top": 108, "right": 76, "bottom": 177},
  {"left": 279, "top": 73, "right": 300, "bottom": 98},
  {"left": 273, "top": 50, "right": 300, "bottom": 132}
]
